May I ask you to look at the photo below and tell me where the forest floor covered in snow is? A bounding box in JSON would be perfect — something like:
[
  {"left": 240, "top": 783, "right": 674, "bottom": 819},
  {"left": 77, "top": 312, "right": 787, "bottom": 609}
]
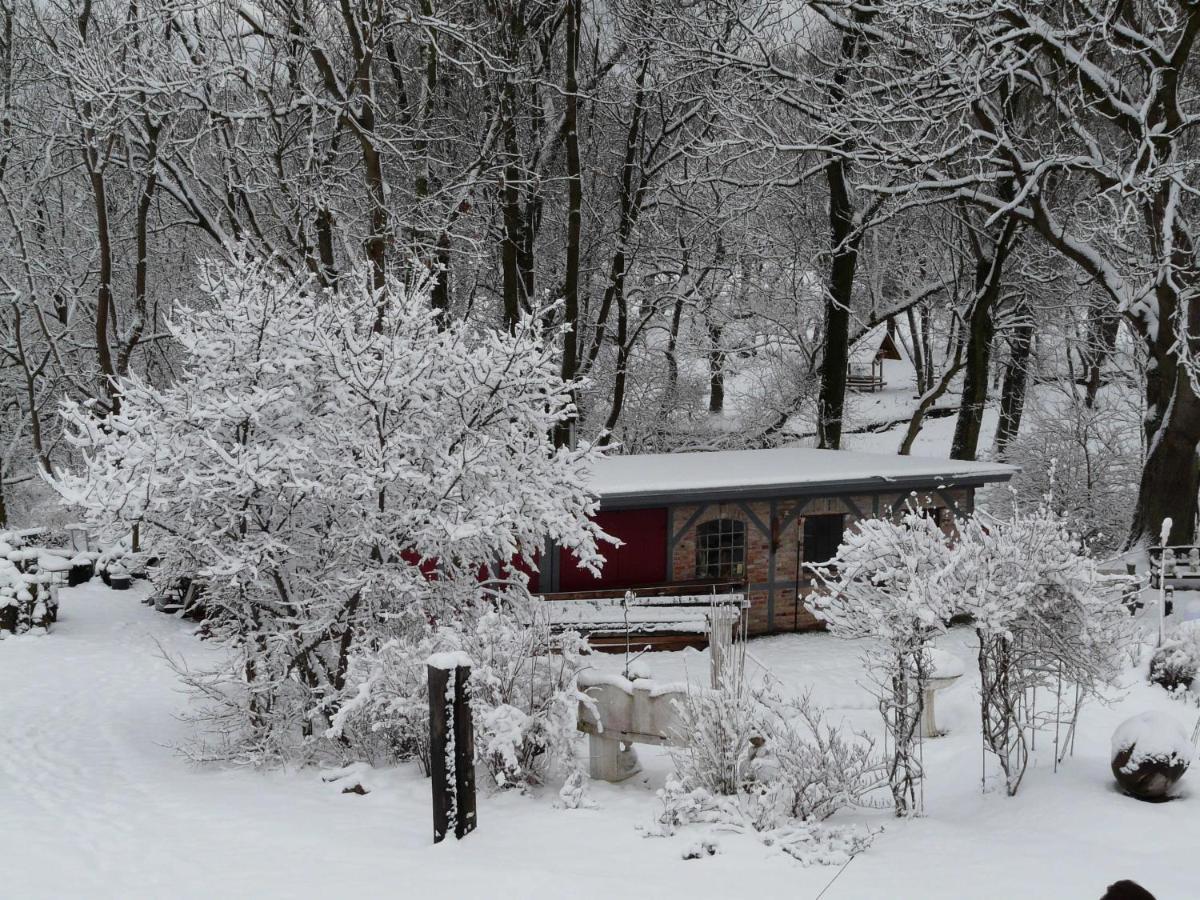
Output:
[{"left": 4, "top": 581, "right": 1198, "bottom": 899}]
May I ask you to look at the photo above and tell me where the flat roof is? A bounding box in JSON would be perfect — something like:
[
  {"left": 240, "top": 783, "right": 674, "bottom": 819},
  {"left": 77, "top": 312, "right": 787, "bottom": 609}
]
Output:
[{"left": 590, "top": 447, "right": 1017, "bottom": 508}]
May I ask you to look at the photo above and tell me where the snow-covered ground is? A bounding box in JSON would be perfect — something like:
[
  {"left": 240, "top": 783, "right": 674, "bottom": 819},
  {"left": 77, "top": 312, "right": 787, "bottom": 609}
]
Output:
[{"left": 4, "top": 582, "right": 1199, "bottom": 899}]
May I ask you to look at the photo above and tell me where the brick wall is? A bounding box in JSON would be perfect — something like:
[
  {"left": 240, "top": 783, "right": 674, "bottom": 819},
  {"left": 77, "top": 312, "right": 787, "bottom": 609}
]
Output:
[{"left": 668, "top": 487, "right": 974, "bottom": 637}]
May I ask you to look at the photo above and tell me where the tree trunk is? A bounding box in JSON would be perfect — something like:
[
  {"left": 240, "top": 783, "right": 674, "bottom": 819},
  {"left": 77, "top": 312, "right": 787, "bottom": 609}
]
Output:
[
  {"left": 1083, "top": 297, "right": 1120, "bottom": 408},
  {"left": 1129, "top": 360, "right": 1200, "bottom": 547},
  {"left": 815, "top": 152, "right": 858, "bottom": 449},
  {"left": 993, "top": 316, "right": 1033, "bottom": 459},
  {"left": 117, "top": 119, "right": 159, "bottom": 378},
  {"left": 951, "top": 221, "right": 1017, "bottom": 460},
  {"left": 315, "top": 205, "right": 338, "bottom": 288},
  {"left": 900, "top": 332, "right": 964, "bottom": 455},
  {"left": 87, "top": 160, "right": 117, "bottom": 408},
  {"left": 949, "top": 291, "right": 995, "bottom": 460},
  {"left": 666, "top": 294, "right": 685, "bottom": 396},
  {"left": 814, "top": 20, "right": 873, "bottom": 450},
  {"left": 905, "top": 306, "right": 925, "bottom": 395},
  {"left": 430, "top": 233, "right": 452, "bottom": 318},
  {"left": 556, "top": 0, "right": 582, "bottom": 448},
  {"left": 498, "top": 71, "right": 533, "bottom": 332},
  {"left": 708, "top": 321, "right": 725, "bottom": 415}
]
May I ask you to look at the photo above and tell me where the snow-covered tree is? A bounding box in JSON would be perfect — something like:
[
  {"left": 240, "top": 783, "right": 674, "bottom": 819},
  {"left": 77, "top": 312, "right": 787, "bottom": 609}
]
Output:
[
  {"left": 954, "top": 499, "right": 1131, "bottom": 795},
  {"left": 811, "top": 507, "right": 955, "bottom": 815},
  {"left": 53, "top": 252, "right": 606, "bottom": 760}
]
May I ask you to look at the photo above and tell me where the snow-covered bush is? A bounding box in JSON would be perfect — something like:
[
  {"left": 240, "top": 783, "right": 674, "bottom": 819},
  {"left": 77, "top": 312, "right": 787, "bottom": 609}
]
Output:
[
  {"left": 955, "top": 500, "right": 1131, "bottom": 795},
  {"left": 54, "top": 253, "right": 606, "bottom": 763},
  {"left": 0, "top": 530, "right": 62, "bottom": 635},
  {"left": 465, "top": 604, "right": 590, "bottom": 790},
  {"left": 1150, "top": 622, "right": 1200, "bottom": 693},
  {"left": 665, "top": 647, "right": 761, "bottom": 797},
  {"left": 329, "top": 599, "right": 589, "bottom": 787},
  {"left": 810, "top": 507, "right": 955, "bottom": 815},
  {"left": 661, "top": 654, "right": 883, "bottom": 861}
]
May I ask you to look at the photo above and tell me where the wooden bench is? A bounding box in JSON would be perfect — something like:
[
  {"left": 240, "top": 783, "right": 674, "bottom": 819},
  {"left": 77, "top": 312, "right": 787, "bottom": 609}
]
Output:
[{"left": 538, "top": 582, "right": 746, "bottom": 653}]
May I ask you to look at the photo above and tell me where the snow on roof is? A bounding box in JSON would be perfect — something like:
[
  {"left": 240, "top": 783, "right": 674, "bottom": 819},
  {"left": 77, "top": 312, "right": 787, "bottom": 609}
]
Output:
[
  {"left": 589, "top": 447, "right": 1017, "bottom": 506},
  {"left": 850, "top": 322, "right": 905, "bottom": 362}
]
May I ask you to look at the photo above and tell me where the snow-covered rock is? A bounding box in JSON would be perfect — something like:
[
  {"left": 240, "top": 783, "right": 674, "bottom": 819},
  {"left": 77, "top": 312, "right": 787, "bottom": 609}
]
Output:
[{"left": 1110, "top": 711, "right": 1194, "bottom": 800}]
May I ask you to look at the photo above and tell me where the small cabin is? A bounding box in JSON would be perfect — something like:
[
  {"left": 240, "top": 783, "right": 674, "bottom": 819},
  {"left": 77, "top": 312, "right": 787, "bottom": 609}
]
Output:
[
  {"left": 538, "top": 447, "right": 1016, "bottom": 643},
  {"left": 848, "top": 326, "right": 904, "bottom": 392}
]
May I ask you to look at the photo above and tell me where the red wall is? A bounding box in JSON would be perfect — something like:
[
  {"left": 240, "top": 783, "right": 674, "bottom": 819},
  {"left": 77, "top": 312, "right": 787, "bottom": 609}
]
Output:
[{"left": 558, "top": 507, "right": 667, "bottom": 591}]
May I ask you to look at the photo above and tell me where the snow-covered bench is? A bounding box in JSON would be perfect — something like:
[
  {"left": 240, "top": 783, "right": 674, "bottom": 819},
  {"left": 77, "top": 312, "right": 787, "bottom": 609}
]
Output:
[{"left": 539, "top": 589, "right": 746, "bottom": 652}]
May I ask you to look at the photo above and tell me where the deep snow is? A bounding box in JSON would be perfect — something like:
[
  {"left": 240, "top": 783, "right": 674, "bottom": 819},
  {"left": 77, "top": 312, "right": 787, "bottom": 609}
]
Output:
[{"left": 3, "top": 582, "right": 1200, "bottom": 899}]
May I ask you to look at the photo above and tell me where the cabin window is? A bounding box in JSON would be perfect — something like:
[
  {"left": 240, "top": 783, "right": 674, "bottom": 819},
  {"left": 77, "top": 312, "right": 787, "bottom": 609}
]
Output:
[
  {"left": 803, "top": 514, "right": 845, "bottom": 564},
  {"left": 696, "top": 518, "right": 746, "bottom": 580}
]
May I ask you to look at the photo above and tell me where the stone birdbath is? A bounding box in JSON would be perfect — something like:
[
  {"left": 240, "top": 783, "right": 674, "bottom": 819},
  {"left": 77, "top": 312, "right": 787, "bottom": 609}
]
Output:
[
  {"left": 921, "top": 648, "right": 965, "bottom": 738},
  {"left": 576, "top": 670, "right": 691, "bottom": 782}
]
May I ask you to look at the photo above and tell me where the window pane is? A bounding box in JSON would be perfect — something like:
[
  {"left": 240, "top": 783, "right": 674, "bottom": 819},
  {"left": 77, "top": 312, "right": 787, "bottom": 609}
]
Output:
[{"left": 696, "top": 518, "right": 746, "bottom": 580}]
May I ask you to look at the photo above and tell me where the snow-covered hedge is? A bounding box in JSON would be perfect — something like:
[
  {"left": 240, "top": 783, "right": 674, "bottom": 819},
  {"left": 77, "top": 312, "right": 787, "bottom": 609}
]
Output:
[{"left": 0, "top": 529, "right": 69, "bottom": 635}]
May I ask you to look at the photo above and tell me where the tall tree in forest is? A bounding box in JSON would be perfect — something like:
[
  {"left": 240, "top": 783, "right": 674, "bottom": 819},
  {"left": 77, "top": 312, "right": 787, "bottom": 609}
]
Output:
[{"left": 829, "top": 0, "right": 1200, "bottom": 545}]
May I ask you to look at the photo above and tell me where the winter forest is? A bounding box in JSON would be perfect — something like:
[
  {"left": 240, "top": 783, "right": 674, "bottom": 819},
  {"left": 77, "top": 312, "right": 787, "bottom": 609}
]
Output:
[{"left": 4, "top": 1, "right": 1200, "bottom": 899}]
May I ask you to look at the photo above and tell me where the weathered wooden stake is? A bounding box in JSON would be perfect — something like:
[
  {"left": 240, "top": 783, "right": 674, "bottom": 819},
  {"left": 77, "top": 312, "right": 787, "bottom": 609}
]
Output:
[{"left": 427, "top": 656, "right": 477, "bottom": 843}]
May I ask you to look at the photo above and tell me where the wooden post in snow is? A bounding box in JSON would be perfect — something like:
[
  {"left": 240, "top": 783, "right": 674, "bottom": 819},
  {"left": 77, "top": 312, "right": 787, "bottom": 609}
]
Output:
[{"left": 427, "top": 653, "right": 477, "bottom": 843}]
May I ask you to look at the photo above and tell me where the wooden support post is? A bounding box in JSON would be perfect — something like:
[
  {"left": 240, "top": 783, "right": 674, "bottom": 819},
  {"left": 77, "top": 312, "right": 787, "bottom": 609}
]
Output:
[{"left": 427, "top": 655, "right": 477, "bottom": 843}]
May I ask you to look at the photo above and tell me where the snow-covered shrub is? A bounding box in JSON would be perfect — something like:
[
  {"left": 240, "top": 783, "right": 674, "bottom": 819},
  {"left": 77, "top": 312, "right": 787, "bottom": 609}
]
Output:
[
  {"left": 329, "top": 599, "right": 589, "bottom": 788},
  {"left": 1150, "top": 622, "right": 1200, "bottom": 693},
  {"left": 665, "top": 652, "right": 761, "bottom": 797},
  {"left": 324, "top": 609, "right": 439, "bottom": 770},
  {"left": 464, "top": 604, "right": 590, "bottom": 790},
  {"left": 810, "top": 507, "right": 955, "bottom": 816},
  {"left": 662, "top": 659, "right": 883, "bottom": 861},
  {"left": 54, "top": 253, "right": 606, "bottom": 763},
  {"left": 955, "top": 499, "right": 1131, "bottom": 795},
  {"left": 0, "top": 530, "right": 61, "bottom": 635}
]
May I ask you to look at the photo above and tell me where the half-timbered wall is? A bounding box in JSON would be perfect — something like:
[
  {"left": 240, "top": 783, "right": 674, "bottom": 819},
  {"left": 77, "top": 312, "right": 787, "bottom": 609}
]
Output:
[{"left": 665, "top": 487, "right": 972, "bottom": 635}]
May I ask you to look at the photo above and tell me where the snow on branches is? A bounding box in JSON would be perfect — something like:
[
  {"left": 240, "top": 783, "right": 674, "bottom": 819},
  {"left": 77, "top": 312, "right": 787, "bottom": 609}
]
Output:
[
  {"left": 810, "top": 507, "right": 955, "bottom": 816},
  {"left": 813, "top": 497, "right": 1132, "bottom": 805},
  {"left": 53, "top": 252, "right": 606, "bottom": 761},
  {"left": 955, "top": 499, "right": 1131, "bottom": 795}
]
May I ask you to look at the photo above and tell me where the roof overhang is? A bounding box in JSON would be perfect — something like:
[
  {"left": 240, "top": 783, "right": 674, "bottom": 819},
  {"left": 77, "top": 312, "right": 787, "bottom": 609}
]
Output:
[
  {"left": 597, "top": 472, "right": 1014, "bottom": 510},
  {"left": 589, "top": 447, "right": 1019, "bottom": 511}
]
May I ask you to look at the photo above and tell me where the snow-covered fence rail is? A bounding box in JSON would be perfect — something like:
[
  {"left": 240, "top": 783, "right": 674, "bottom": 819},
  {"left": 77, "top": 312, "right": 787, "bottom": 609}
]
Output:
[{"left": 427, "top": 653, "right": 477, "bottom": 843}]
